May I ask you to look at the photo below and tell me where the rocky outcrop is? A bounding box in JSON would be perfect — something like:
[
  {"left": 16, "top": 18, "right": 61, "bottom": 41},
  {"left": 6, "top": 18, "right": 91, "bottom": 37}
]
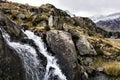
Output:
[
  {"left": 46, "top": 30, "right": 80, "bottom": 80},
  {"left": 73, "top": 17, "right": 112, "bottom": 38}
]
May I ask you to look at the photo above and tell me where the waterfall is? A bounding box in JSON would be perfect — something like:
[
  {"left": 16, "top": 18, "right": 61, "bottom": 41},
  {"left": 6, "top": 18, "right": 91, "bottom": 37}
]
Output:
[
  {"left": 0, "top": 28, "right": 41, "bottom": 80},
  {"left": 24, "top": 30, "right": 67, "bottom": 80},
  {"left": 0, "top": 28, "right": 67, "bottom": 80}
]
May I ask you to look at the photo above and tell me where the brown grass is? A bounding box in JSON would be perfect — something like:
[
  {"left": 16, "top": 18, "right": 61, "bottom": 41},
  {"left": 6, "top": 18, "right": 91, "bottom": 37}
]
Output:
[
  {"left": 93, "top": 57, "right": 120, "bottom": 76},
  {"left": 93, "top": 57, "right": 106, "bottom": 68},
  {"left": 103, "top": 61, "right": 120, "bottom": 76},
  {"left": 88, "top": 37, "right": 120, "bottom": 55}
]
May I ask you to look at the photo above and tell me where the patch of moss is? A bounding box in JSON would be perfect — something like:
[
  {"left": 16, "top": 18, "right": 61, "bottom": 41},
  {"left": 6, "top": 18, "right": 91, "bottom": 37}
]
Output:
[{"left": 92, "top": 57, "right": 106, "bottom": 68}]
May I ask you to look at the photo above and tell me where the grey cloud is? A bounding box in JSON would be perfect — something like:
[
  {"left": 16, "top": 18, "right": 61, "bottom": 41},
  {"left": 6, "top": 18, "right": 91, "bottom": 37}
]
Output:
[
  {"left": 56, "top": 0, "right": 120, "bottom": 16},
  {"left": 8, "top": 0, "right": 120, "bottom": 16}
]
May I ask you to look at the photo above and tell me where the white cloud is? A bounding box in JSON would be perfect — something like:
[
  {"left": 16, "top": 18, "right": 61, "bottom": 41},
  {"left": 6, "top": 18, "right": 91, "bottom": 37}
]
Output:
[{"left": 75, "top": 11, "right": 93, "bottom": 17}]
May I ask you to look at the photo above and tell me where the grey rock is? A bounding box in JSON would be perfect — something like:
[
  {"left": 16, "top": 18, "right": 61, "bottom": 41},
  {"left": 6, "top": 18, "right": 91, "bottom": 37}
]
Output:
[
  {"left": 48, "top": 15, "right": 64, "bottom": 30},
  {"left": 117, "top": 56, "right": 120, "bottom": 61},
  {"left": 48, "top": 15, "right": 54, "bottom": 27},
  {"left": 17, "top": 13, "right": 26, "bottom": 19},
  {"left": 46, "top": 30, "right": 80, "bottom": 80},
  {"left": 76, "top": 35, "right": 97, "bottom": 56},
  {"left": 84, "top": 58, "right": 93, "bottom": 66}
]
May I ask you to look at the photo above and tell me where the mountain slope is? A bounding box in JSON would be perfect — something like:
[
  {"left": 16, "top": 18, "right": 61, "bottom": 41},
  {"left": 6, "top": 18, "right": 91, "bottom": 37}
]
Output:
[
  {"left": 0, "top": 1, "right": 120, "bottom": 80},
  {"left": 91, "top": 13, "right": 120, "bottom": 32}
]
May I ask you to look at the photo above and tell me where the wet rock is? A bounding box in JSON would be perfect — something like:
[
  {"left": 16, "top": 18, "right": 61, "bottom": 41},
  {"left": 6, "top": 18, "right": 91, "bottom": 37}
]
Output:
[
  {"left": 76, "top": 35, "right": 97, "bottom": 56},
  {"left": 0, "top": 12, "right": 47, "bottom": 80},
  {"left": 0, "top": 29, "right": 25, "bottom": 80},
  {"left": 0, "top": 12, "right": 26, "bottom": 80},
  {"left": 46, "top": 30, "right": 80, "bottom": 80},
  {"left": 20, "top": 24, "right": 28, "bottom": 30},
  {"left": 0, "top": 12, "right": 23, "bottom": 40}
]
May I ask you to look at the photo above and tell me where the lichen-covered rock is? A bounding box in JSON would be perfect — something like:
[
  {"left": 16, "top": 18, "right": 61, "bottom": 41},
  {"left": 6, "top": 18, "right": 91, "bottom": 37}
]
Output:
[
  {"left": 46, "top": 30, "right": 80, "bottom": 80},
  {"left": 76, "top": 35, "right": 97, "bottom": 56}
]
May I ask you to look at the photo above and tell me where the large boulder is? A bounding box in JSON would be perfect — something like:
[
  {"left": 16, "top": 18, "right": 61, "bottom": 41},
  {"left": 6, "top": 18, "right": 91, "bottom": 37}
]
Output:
[
  {"left": 76, "top": 35, "right": 97, "bottom": 56},
  {"left": 46, "top": 30, "right": 80, "bottom": 80}
]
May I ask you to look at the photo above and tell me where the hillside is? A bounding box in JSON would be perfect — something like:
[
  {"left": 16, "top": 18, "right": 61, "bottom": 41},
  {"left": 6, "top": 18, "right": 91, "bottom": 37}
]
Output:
[{"left": 0, "top": 1, "right": 120, "bottom": 80}]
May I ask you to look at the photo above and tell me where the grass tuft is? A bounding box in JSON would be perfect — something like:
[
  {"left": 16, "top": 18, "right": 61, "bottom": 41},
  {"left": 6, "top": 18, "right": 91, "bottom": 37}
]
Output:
[{"left": 103, "top": 61, "right": 120, "bottom": 77}]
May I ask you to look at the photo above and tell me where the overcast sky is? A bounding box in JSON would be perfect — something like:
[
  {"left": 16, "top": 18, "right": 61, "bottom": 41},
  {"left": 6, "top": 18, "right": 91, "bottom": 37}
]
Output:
[{"left": 8, "top": 0, "right": 120, "bottom": 17}]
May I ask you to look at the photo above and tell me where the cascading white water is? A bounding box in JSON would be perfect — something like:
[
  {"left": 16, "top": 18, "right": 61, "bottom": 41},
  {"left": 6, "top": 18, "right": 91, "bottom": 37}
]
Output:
[
  {"left": 0, "top": 27, "right": 67, "bottom": 80},
  {"left": 0, "top": 28, "right": 41, "bottom": 80},
  {"left": 24, "top": 30, "right": 67, "bottom": 80}
]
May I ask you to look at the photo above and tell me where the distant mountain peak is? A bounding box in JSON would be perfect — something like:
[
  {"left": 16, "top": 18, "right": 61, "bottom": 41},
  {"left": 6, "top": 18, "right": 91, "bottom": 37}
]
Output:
[
  {"left": 91, "top": 12, "right": 120, "bottom": 32},
  {"left": 90, "top": 12, "right": 120, "bottom": 23}
]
